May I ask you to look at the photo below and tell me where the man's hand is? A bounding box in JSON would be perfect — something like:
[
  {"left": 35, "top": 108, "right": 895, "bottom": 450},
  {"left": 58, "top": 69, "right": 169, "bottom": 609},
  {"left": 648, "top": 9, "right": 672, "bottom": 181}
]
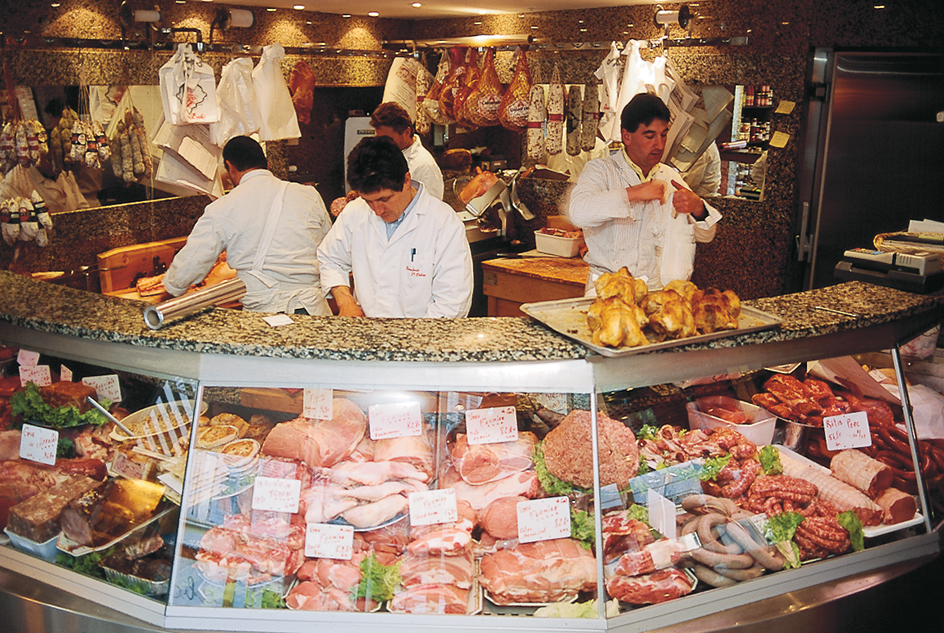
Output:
[
  {"left": 627, "top": 180, "right": 667, "bottom": 203},
  {"left": 331, "top": 286, "right": 365, "bottom": 317},
  {"left": 671, "top": 181, "right": 706, "bottom": 219}
]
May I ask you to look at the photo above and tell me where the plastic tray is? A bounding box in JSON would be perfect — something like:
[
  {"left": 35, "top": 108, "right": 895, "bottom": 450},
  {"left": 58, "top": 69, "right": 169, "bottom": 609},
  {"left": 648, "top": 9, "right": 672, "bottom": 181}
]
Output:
[{"left": 4, "top": 528, "right": 59, "bottom": 562}]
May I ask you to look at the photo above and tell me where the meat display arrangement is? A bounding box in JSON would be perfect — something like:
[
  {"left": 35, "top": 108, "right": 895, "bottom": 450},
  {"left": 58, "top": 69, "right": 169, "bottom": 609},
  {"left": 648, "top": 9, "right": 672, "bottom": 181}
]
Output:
[
  {"left": 541, "top": 409, "right": 639, "bottom": 489},
  {"left": 479, "top": 538, "right": 597, "bottom": 605},
  {"left": 7, "top": 474, "right": 100, "bottom": 543},
  {"left": 450, "top": 432, "right": 537, "bottom": 485},
  {"left": 260, "top": 398, "right": 367, "bottom": 469}
]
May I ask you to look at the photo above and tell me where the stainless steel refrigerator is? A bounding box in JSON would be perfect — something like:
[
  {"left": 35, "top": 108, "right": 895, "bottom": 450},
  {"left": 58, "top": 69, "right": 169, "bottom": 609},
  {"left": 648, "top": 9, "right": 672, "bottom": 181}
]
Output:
[{"left": 797, "top": 49, "right": 944, "bottom": 290}]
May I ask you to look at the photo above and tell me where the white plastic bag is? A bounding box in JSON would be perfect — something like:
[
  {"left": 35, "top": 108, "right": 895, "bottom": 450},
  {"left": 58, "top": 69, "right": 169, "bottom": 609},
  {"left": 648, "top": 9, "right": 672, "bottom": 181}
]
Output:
[
  {"left": 159, "top": 43, "right": 218, "bottom": 125},
  {"left": 251, "top": 44, "right": 301, "bottom": 141},
  {"left": 213, "top": 58, "right": 262, "bottom": 147}
]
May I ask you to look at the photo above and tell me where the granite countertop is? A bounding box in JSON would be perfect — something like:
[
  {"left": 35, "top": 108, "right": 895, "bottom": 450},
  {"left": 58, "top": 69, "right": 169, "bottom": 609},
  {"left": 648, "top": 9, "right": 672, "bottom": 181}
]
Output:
[
  {"left": 0, "top": 271, "right": 941, "bottom": 364},
  {"left": 483, "top": 256, "right": 589, "bottom": 286}
]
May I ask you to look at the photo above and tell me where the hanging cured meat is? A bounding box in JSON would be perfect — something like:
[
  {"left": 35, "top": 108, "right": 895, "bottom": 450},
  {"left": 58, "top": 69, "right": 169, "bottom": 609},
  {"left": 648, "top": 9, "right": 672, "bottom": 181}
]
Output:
[
  {"left": 545, "top": 64, "right": 565, "bottom": 156},
  {"left": 289, "top": 61, "right": 316, "bottom": 125},
  {"left": 463, "top": 48, "right": 503, "bottom": 127},
  {"left": 414, "top": 60, "right": 432, "bottom": 135},
  {"left": 580, "top": 82, "right": 600, "bottom": 151},
  {"left": 423, "top": 52, "right": 452, "bottom": 126},
  {"left": 453, "top": 48, "right": 481, "bottom": 129},
  {"left": 498, "top": 47, "right": 533, "bottom": 133},
  {"left": 565, "top": 85, "right": 583, "bottom": 156},
  {"left": 438, "top": 47, "right": 467, "bottom": 122},
  {"left": 526, "top": 84, "right": 546, "bottom": 161}
]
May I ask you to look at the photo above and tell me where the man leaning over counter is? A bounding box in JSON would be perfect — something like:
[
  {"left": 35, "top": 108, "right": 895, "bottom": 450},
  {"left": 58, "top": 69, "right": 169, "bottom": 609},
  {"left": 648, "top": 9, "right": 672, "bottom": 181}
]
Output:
[
  {"left": 370, "top": 101, "right": 445, "bottom": 200},
  {"left": 568, "top": 94, "right": 722, "bottom": 293},
  {"left": 162, "top": 136, "right": 332, "bottom": 315},
  {"left": 317, "top": 136, "right": 473, "bottom": 318}
]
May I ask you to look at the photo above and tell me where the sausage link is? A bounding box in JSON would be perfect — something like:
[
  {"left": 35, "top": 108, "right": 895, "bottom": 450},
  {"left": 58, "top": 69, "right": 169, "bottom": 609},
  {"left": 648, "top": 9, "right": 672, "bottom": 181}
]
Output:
[
  {"left": 714, "top": 561, "right": 766, "bottom": 581},
  {"left": 697, "top": 513, "right": 743, "bottom": 555},
  {"left": 725, "top": 520, "right": 784, "bottom": 571},
  {"left": 689, "top": 547, "right": 754, "bottom": 570},
  {"left": 692, "top": 563, "right": 739, "bottom": 588}
]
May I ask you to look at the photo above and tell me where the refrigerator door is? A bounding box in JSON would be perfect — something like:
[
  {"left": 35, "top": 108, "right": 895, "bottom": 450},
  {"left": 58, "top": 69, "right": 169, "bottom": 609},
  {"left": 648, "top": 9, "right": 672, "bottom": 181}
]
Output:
[{"left": 800, "top": 51, "right": 944, "bottom": 290}]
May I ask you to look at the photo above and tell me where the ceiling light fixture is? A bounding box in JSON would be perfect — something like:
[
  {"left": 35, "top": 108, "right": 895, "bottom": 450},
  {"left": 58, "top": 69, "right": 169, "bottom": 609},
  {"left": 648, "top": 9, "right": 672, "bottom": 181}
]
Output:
[
  {"left": 50, "top": 2, "right": 60, "bottom": 6},
  {"left": 368, "top": 11, "right": 379, "bottom": 16},
  {"left": 873, "top": 4, "right": 885, "bottom": 7},
  {"left": 294, "top": 4, "right": 305, "bottom": 9},
  {"left": 342, "top": 13, "right": 351, "bottom": 17},
  {"left": 267, "top": 7, "right": 276, "bottom": 11},
  {"left": 412, "top": 2, "right": 421, "bottom": 6}
]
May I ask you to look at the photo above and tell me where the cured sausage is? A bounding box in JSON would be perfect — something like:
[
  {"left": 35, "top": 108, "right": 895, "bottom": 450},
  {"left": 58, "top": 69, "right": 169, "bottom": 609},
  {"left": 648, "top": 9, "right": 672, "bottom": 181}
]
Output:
[
  {"left": 696, "top": 513, "right": 741, "bottom": 555},
  {"left": 724, "top": 520, "right": 784, "bottom": 571},
  {"left": 690, "top": 546, "right": 754, "bottom": 570},
  {"left": 692, "top": 563, "right": 738, "bottom": 588}
]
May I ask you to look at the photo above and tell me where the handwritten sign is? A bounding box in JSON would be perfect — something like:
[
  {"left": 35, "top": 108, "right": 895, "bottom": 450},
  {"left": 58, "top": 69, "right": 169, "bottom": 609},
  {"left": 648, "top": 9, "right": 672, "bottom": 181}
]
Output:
[
  {"left": 17, "top": 349, "right": 40, "bottom": 368},
  {"left": 465, "top": 406, "right": 518, "bottom": 445},
  {"left": 60, "top": 365, "right": 73, "bottom": 382},
  {"left": 19, "top": 365, "right": 52, "bottom": 387},
  {"left": 824, "top": 411, "right": 872, "bottom": 451},
  {"left": 368, "top": 401, "right": 422, "bottom": 440},
  {"left": 408, "top": 488, "right": 458, "bottom": 527},
  {"left": 20, "top": 423, "right": 58, "bottom": 466},
  {"left": 647, "top": 488, "right": 677, "bottom": 541},
  {"left": 82, "top": 374, "right": 122, "bottom": 402},
  {"left": 303, "top": 389, "right": 333, "bottom": 420},
  {"left": 251, "top": 476, "right": 302, "bottom": 514},
  {"left": 517, "top": 496, "right": 570, "bottom": 544},
  {"left": 305, "top": 523, "right": 354, "bottom": 559}
]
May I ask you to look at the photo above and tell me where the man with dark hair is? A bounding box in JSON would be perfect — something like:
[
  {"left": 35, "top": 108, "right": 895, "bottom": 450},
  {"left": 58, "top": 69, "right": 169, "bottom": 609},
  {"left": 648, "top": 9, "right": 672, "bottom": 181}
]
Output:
[
  {"left": 369, "top": 101, "right": 444, "bottom": 200},
  {"left": 162, "top": 135, "right": 332, "bottom": 314},
  {"left": 568, "top": 93, "right": 721, "bottom": 292},
  {"left": 317, "top": 136, "right": 472, "bottom": 318}
]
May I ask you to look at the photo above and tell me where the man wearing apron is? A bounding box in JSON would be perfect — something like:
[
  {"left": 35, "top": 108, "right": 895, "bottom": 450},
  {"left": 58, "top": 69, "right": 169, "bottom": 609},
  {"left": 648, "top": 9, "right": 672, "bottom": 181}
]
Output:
[{"left": 162, "top": 136, "right": 332, "bottom": 315}]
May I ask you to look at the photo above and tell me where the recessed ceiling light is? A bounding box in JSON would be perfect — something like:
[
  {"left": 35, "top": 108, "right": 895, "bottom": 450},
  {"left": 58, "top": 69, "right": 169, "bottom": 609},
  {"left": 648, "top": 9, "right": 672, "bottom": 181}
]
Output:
[
  {"left": 412, "top": 2, "right": 422, "bottom": 6},
  {"left": 368, "top": 10, "right": 378, "bottom": 16},
  {"left": 474, "top": 21, "right": 482, "bottom": 25},
  {"left": 781, "top": 21, "right": 789, "bottom": 25},
  {"left": 294, "top": 4, "right": 305, "bottom": 9},
  {"left": 342, "top": 13, "right": 351, "bottom": 17},
  {"left": 530, "top": 24, "right": 538, "bottom": 29},
  {"left": 175, "top": 0, "right": 184, "bottom": 3},
  {"left": 267, "top": 7, "right": 276, "bottom": 11},
  {"left": 50, "top": 2, "right": 60, "bottom": 5},
  {"left": 873, "top": 3, "right": 885, "bottom": 7}
]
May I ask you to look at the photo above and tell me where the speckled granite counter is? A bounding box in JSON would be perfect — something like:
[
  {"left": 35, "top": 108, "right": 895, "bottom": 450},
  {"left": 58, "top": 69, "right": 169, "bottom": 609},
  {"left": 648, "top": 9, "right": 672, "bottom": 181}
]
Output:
[{"left": 1, "top": 271, "right": 942, "bottom": 366}]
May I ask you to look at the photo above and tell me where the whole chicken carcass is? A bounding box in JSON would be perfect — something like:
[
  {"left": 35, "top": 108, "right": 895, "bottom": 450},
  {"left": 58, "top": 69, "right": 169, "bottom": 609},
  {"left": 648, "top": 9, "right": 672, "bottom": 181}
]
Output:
[
  {"left": 594, "top": 267, "right": 647, "bottom": 305},
  {"left": 590, "top": 297, "right": 648, "bottom": 348}
]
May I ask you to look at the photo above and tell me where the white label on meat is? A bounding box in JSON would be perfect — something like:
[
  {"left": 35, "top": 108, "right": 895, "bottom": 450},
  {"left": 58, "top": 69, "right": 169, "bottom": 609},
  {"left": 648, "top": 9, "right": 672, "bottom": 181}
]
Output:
[
  {"left": 465, "top": 406, "right": 518, "bottom": 445},
  {"left": 20, "top": 423, "right": 58, "bottom": 466},
  {"left": 823, "top": 410, "right": 872, "bottom": 451},
  {"left": 82, "top": 374, "right": 122, "bottom": 402},
  {"left": 251, "top": 475, "right": 302, "bottom": 514},
  {"left": 60, "top": 365, "right": 73, "bottom": 382},
  {"left": 647, "top": 488, "right": 677, "bottom": 541},
  {"left": 303, "top": 388, "right": 333, "bottom": 420},
  {"left": 17, "top": 349, "right": 39, "bottom": 368},
  {"left": 305, "top": 522, "right": 354, "bottom": 559},
  {"left": 368, "top": 401, "right": 423, "bottom": 440},
  {"left": 517, "top": 496, "right": 570, "bottom": 543},
  {"left": 409, "top": 488, "right": 458, "bottom": 526},
  {"left": 19, "top": 364, "right": 52, "bottom": 387}
]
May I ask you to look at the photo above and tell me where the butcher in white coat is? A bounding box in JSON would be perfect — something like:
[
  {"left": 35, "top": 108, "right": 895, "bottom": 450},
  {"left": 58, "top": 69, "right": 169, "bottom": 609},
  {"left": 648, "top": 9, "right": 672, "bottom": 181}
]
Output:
[
  {"left": 318, "top": 136, "right": 472, "bottom": 318},
  {"left": 369, "top": 101, "right": 444, "bottom": 200}
]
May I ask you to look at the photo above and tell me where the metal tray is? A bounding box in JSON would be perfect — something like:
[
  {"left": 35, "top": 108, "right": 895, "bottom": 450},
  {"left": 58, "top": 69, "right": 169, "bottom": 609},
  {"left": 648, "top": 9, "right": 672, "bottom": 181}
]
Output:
[{"left": 520, "top": 297, "right": 782, "bottom": 357}]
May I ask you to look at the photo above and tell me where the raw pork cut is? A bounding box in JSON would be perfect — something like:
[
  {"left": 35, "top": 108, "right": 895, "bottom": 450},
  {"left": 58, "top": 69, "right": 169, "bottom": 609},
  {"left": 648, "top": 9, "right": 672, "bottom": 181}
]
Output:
[
  {"left": 400, "top": 549, "right": 475, "bottom": 588},
  {"left": 605, "top": 568, "right": 694, "bottom": 604},
  {"left": 372, "top": 434, "right": 435, "bottom": 479},
  {"left": 340, "top": 493, "right": 408, "bottom": 528},
  {"left": 479, "top": 538, "right": 597, "bottom": 604},
  {"left": 478, "top": 495, "right": 526, "bottom": 540},
  {"left": 389, "top": 583, "right": 470, "bottom": 614},
  {"left": 440, "top": 466, "right": 541, "bottom": 512},
  {"left": 260, "top": 398, "right": 367, "bottom": 469},
  {"left": 408, "top": 500, "right": 476, "bottom": 556},
  {"left": 450, "top": 431, "right": 537, "bottom": 485}
]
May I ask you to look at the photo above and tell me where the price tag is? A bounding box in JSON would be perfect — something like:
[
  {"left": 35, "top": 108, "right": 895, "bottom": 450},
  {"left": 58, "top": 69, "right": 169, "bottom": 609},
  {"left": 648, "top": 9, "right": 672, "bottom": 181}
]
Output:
[
  {"left": 60, "top": 365, "right": 73, "bottom": 382},
  {"left": 303, "top": 388, "right": 333, "bottom": 420},
  {"left": 823, "top": 411, "right": 872, "bottom": 451},
  {"left": 305, "top": 523, "right": 354, "bottom": 559},
  {"left": 251, "top": 476, "right": 302, "bottom": 513},
  {"left": 368, "top": 401, "right": 422, "bottom": 440},
  {"left": 517, "top": 496, "right": 570, "bottom": 544},
  {"left": 19, "top": 365, "right": 52, "bottom": 387},
  {"left": 465, "top": 406, "right": 518, "bottom": 445},
  {"left": 82, "top": 375, "right": 122, "bottom": 402},
  {"left": 17, "top": 349, "right": 40, "bottom": 368},
  {"left": 408, "top": 488, "right": 458, "bottom": 527},
  {"left": 20, "top": 423, "right": 58, "bottom": 466},
  {"left": 647, "top": 488, "right": 677, "bottom": 541}
]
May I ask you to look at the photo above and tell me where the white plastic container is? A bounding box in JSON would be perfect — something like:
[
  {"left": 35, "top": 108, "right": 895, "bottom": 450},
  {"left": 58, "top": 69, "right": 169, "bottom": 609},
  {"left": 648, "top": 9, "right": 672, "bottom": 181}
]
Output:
[
  {"left": 534, "top": 230, "right": 584, "bottom": 258},
  {"left": 4, "top": 528, "right": 59, "bottom": 562},
  {"left": 686, "top": 397, "right": 777, "bottom": 446}
]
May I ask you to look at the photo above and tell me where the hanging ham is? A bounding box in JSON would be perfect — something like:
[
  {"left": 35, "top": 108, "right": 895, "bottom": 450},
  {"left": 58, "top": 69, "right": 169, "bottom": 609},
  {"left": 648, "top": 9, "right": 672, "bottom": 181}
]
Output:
[
  {"left": 498, "top": 47, "right": 533, "bottom": 133},
  {"left": 463, "top": 47, "right": 503, "bottom": 127}
]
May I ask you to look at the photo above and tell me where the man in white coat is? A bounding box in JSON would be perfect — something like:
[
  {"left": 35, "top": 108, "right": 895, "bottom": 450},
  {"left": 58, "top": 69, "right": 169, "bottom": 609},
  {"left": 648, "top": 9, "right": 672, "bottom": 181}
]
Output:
[
  {"left": 162, "top": 136, "right": 332, "bottom": 315},
  {"left": 369, "top": 101, "right": 444, "bottom": 200},
  {"left": 568, "top": 94, "right": 722, "bottom": 292},
  {"left": 318, "top": 136, "right": 473, "bottom": 318}
]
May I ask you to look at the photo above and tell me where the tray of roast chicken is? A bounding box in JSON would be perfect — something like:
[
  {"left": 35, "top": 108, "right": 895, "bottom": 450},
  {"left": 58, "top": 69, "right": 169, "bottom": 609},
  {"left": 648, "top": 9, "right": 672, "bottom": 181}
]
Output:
[{"left": 521, "top": 267, "right": 782, "bottom": 357}]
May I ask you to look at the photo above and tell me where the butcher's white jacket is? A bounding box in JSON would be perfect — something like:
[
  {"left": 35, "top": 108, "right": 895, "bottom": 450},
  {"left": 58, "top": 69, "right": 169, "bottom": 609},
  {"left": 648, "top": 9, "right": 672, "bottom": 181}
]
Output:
[
  {"left": 317, "top": 182, "right": 473, "bottom": 318},
  {"left": 567, "top": 150, "right": 722, "bottom": 291},
  {"left": 163, "top": 169, "right": 332, "bottom": 314},
  {"left": 403, "top": 135, "right": 444, "bottom": 200}
]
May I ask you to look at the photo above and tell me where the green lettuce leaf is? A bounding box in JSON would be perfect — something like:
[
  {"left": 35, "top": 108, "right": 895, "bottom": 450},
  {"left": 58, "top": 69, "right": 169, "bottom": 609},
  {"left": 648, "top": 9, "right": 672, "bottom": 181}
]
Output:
[
  {"left": 699, "top": 454, "right": 732, "bottom": 481},
  {"left": 570, "top": 507, "right": 595, "bottom": 550},
  {"left": 759, "top": 445, "right": 783, "bottom": 475},
  {"left": 355, "top": 552, "right": 401, "bottom": 602},
  {"left": 11, "top": 382, "right": 110, "bottom": 429},
  {"left": 533, "top": 442, "right": 582, "bottom": 496},
  {"left": 837, "top": 510, "right": 865, "bottom": 552}
]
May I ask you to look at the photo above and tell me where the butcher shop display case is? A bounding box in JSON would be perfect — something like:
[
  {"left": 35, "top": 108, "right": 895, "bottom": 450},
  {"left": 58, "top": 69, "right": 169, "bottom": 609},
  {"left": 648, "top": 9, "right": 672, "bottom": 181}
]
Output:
[{"left": 0, "top": 272, "right": 942, "bottom": 632}]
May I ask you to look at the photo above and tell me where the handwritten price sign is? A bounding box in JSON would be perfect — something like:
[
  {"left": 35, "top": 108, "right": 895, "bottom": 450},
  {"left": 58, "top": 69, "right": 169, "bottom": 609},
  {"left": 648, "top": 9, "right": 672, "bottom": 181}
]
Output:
[
  {"left": 17, "top": 349, "right": 40, "bottom": 368},
  {"left": 516, "top": 496, "right": 570, "bottom": 543},
  {"left": 368, "top": 401, "right": 423, "bottom": 440},
  {"left": 20, "top": 423, "right": 58, "bottom": 466},
  {"left": 82, "top": 374, "right": 122, "bottom": 402},
  {"left": 251, "top": 476, "right": 302, "bottom": 514},
  {"left": 303, "top": 388, "right": 333, "bottom": 420},
  {"left": 19, "top": 365, "right": 52, "bottom": 387},
  {"left": 305, "top": 523, "right": 354, "bottom": 559},
  {"left": 824, "top": 411, "right": 872, "bottom": 451},
  {"left": 408, "top": 488, "right": 458, "bottom": 527},
  {"left": 465, "top": 406, "right": 518, "bottom": 445}
]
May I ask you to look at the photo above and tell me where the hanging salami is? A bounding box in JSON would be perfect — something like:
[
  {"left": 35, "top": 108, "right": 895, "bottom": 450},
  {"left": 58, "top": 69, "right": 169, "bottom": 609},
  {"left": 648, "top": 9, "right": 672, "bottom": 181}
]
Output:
[
  {"left": 566, "top": 85, "right": 583, "bottom": 156},
  {"left": 545, "top": 63, "right": 565, "bottom": 156},
  {"left": 498, "top": 47, "right": 533, "bottom": 133},
  {"left": 463, "top": 48, "right": 503, "bottom": 127},
  {"left": 526, "top": 85, "right": 546, "bottom": 161},
  {"left": 580, "top": 82, "right": 601, "bottom": 152}
]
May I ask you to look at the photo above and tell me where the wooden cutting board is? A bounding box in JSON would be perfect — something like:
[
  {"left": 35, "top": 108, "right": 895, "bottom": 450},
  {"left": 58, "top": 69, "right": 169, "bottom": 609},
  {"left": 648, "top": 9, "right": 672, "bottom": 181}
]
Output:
[{"left": 98, "top": 237, "right": 188, "bottom": 293}]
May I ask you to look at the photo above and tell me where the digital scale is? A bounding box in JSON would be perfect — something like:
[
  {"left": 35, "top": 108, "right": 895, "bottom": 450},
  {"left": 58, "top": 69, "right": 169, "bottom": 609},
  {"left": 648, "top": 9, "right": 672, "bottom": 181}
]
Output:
[{"left": 834, "top": 248, "right": 944, "bottom": 293}]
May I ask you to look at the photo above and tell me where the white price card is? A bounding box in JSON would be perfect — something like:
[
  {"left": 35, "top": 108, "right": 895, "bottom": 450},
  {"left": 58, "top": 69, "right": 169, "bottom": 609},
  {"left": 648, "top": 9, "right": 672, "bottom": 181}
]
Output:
[
  {"left": 824, "top": 410, "right": 872, "bottom": 451},
  {"left": 82, "top": 374, "right": 122, "bottom": 402},
  {"left": 60, "top": 365, "right": 73, "bottom": 382},
  {"left": 262, "top": 314, "right": 294, "bottom": 327},
  {"left": 19, "top": 365, "right": 52, "bottom": 387},
  {"left": 305, "top": 523, "right": 354, "bottom": 559},
  {"left": 303, "top": 388, "right": 333, "bottom": 420},
  {"left": 408, "top": 488, "right": 458, "bottom": 527},
  {"left": 251, "top": 476, "right": 302, "bottom": 514},
  {"left": 465, "top": 406, "right": 518, "bottom": 445},
  {"left": 368, "top": 401, "right": 423, "bottom": 440},
  {"left": 647, "top": 488, "right": 677, "bottom": 541},
  {"left": 517, "top": 496, "right": 570, "bottom": 544},
  {"left": 20, "top": 423, "right": 58, "bottom": 466},
  {"left": 17, "top": 349, "right": 39, "bottom": 368}
]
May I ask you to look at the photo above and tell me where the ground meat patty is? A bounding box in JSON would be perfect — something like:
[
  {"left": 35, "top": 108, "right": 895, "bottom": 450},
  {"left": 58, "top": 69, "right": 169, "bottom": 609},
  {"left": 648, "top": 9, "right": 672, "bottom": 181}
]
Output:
[{"left": 542, "top": 410, "right": 638, "bottom": 489}]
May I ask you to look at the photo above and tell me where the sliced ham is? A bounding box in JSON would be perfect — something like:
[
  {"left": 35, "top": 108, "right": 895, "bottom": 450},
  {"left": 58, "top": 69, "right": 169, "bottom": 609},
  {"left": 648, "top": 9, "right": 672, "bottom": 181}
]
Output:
[
  {"left": 440, "top": 465, "right": 541, "bottom": 512},
  {"left": 450, "top": 431, "right": 537, "bottom": 485},
  {"left": 479, "top": 538, "right": 597, "bottom": 605},
  {"left": 260, "top": 398, "right": 367, "bottom": 469},
  {"left": 605, "top": 568, "right": 694, "bottom": 605}
]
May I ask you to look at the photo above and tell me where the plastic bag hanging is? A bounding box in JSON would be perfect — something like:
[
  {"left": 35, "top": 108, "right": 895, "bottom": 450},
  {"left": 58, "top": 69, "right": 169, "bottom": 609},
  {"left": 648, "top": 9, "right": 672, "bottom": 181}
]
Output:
[
  {"left": 214, "top": 57, "right": 262, "bottom": 147},
  {"left": 252, "top": 44, "right": 301, "bottom": 141},
  {"left": 159, "top": 43, "right": 219, "bottom": 125}
]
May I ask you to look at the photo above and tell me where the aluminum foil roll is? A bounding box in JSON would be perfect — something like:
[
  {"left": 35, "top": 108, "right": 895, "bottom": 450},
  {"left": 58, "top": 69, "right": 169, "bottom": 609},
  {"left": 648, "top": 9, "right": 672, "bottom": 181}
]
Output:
[{"left": 143, "top": 278, "right": 246, "bottom": 330}]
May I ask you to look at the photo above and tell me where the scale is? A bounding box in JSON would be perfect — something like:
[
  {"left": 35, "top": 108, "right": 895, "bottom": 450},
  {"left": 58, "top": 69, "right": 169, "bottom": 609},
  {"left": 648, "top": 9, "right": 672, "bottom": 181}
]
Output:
[{"left": 834, "top": 248, "right": 944, "bottom": 294}]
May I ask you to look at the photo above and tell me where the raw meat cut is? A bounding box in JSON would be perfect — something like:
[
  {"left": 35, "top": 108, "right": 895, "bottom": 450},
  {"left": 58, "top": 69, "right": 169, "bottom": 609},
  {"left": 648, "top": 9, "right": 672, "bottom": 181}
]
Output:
[
  {"left": 601, "top": 511, "right": 656, "bottom": 561},
  {"left": 408, "top": 500, "right": 475, "bottom": 556},
  {"left": 372, "top": 434, "right": 435, "bottom": 479},
  {"left": 450, "top": 431, "right": 537, "bottom": 485},
  {"left": 389, "top": 583, "right": 470, "bottom": 614},
  {"left": 479, "top": 538, "right": 597, "bottom": 604},
  {"left": 440, "top": 466, "right": 541, "bottom": 512},
  {"left": 541, "top": 409, "right": 639, "bottom": 489},
  {"left": 328, "top": 460, "right": 429, "bottom": 486},
  {"left": 605, "top": 568, "right": 694, "bottom": 604},
  {"left": 478, "top": 495, "right": 526, "bottom": 539},
  {"left": 260, "top": 398, "right": 367, "bottom": 469},
  {"left": 400, "top": 549, "right": 475, "bottom": 588},
  {"left": 341, "top": 494, "right": 408, "bottom": 528}
]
